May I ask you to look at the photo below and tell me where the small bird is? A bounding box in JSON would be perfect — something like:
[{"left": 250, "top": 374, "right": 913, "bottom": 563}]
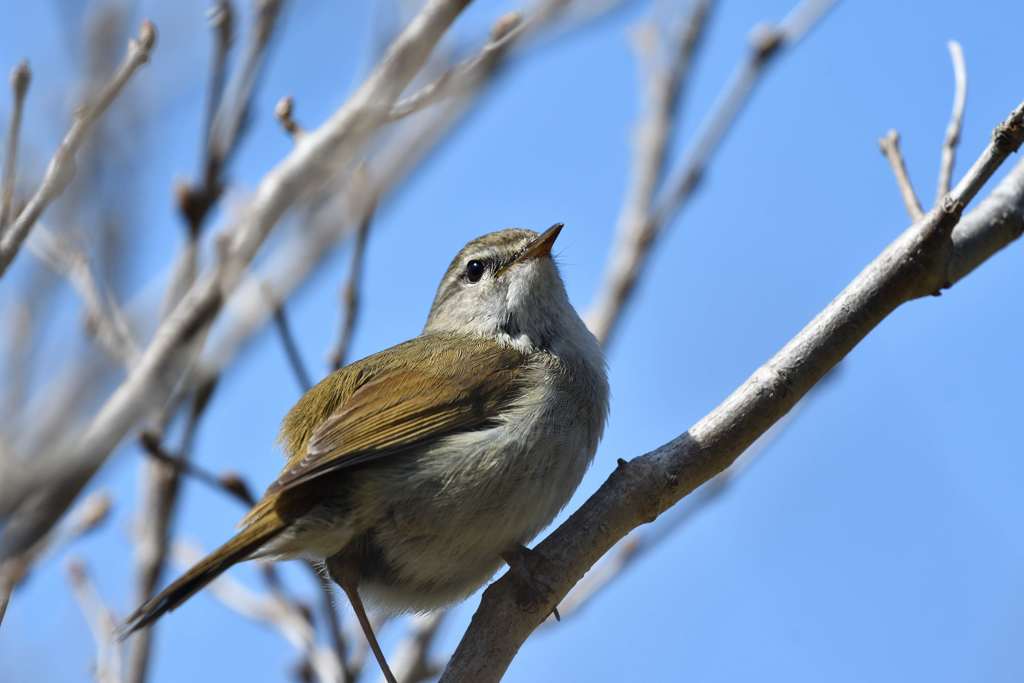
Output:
[{"left": 119, "top": 224, "right": 608, "bottom": 682}]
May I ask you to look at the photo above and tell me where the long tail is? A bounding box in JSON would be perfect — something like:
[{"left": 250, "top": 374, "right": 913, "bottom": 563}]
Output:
[{"left": 118, "top": 516, "right": 284, "bottom": 639}]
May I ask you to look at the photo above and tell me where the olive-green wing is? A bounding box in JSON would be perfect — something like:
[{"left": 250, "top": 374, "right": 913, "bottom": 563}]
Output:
[{"left": 266, "top": 335, "right": 528, "bottom": 495}]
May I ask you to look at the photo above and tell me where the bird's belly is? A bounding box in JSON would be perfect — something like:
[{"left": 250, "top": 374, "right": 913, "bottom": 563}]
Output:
[{"left": 354, "top": 421, "right": 593, "bottom": 612}]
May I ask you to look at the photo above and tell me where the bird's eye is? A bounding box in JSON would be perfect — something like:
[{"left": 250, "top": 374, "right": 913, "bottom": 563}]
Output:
[{"left": 465, "top": 259, "right": 485, "bottom": 283}]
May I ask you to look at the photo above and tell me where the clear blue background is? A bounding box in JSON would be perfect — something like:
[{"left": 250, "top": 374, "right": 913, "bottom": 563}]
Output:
[{"left": 2, "top": 1, "right": 1022, "bottom": 681}]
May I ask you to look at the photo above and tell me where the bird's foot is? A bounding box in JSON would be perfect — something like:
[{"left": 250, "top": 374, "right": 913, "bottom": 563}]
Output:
[{"left": 501, "top": 544, "right": 560, "bottom": 621}]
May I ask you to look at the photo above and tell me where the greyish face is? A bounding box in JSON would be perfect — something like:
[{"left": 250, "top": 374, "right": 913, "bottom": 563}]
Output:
[{"left": 423, "top": 225, "right": 575, "bottom": 351}]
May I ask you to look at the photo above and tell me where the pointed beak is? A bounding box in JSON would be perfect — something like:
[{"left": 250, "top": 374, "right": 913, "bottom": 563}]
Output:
[
  {"left": 496, "top": 223, "right": 563, "bottom": 277},
  {"left": 520, "top": 222, "right": 563, "bottom": 261}
]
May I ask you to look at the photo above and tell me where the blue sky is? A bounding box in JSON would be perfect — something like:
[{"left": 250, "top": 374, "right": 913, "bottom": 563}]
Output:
[{"left": 2, "top": 1, "right": 1023, "bottom": 681}]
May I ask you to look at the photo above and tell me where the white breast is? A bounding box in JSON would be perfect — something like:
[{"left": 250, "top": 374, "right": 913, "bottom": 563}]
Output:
[{"left": 358, "top": 354, "right": 608, "bottom": 612}]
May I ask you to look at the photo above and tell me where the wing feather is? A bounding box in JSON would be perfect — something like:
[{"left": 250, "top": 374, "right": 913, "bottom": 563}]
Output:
[{"left": 265, "top": 335, "right": 528, "bottom": 495}]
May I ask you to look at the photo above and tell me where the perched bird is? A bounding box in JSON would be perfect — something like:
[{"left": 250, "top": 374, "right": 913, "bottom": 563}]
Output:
[{"left": 119, "top": 224, "right": 609, "bottom": 681}]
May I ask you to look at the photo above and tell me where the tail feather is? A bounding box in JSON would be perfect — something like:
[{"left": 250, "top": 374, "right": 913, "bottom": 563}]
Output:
[{"left": 118, "top": 517, "right": 284, "bottom": 639}]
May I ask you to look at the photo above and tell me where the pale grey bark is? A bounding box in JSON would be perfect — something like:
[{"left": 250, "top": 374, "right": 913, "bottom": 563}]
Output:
[{"left": 440, "top": 104, "right": 1024, "bottom": 683}]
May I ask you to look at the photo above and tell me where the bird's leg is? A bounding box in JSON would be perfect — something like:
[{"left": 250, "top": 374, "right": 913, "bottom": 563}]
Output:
[
  {"left": 325, "top": 554, "right": 396, "bottom": 683},
  {"left": 500, "top": 544, "right": 560, "bottom": 621}
]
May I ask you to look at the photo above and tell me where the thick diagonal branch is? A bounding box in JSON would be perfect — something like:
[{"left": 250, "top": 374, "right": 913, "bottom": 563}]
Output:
[{"left": 440, "top": 102, "right": 1024, "bottom": 683}]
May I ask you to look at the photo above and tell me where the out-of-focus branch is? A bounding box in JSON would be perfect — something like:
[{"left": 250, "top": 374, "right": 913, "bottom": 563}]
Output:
[
  {"left": 0, "top": 20, "right": 156, "bottom": 277},
  {"left": 0, "top": 0, "right": 471, "bottom": 600},
  {"left": 587, "top": 0, "right": 836, "bottom": 347},
  {"left": 879, "top": 129, "right": 925, "bottom": 220},
  {"left": 275, "top": 95, "right": 305, "bottom": 140},
  {"left": 385, "top": 612, "right": 447, "bottom": 683},
  {"left": 936, "top": 40, "right": 967, "bottom": 202},
  {"left": 28, "top": 225, "right": 140, "bottom": 366},
  {"left": 586, "top": 0, "right": 713, "bottom": 347},
  {"left": 67, "top": 558, "right": 123, "bottom": 683},
  {"left": 178, "top": 0, "right": 283, "bottom": 236},
  {"left": 328, "top": 180, "right": 375, "bottom": 371},
  {"left": 387, "top": 11, "right": 522, "bottom": 122},
  {"left": 0, "top": 60, "right": 30, "bottom": 233},
  {"left": 440, "top": 101, "right": 1024, "bottom": 683},
  {"left": 0, "top": 491, "right": 111, "bottom": 629},
  {"left": 267, "top": 285, "right": 314, "bottom": 392},
  {"left": 173, "top": 542, "right": 344, "bottom": 683}
]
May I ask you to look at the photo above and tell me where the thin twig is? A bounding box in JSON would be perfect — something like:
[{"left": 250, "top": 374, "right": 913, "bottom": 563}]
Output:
[
  {"left": 173, "top": 542, "right": 344, "bottom": 683},
  {"left": 0, "top": 20, "right": 156, "bottom": 277},
  {"left": 386, "top": 611, "right": 447, "bottom": 683},
  {"left": 879, "top": 129, "right": 925, "bottom": 220},
  {"left": 274, "top": 95, "right": 304, "bottom": 139},
  {"left": 587, "top": 1, "right": 713, "bottom": 349},
  {"left": 387, "top": 11, "right": 523, "bottom": 121},
  {"left": 0, "top": 60, "right": 30, "bottom": 233},
  {"left": 67, "top": 558, "right": 123, "bottom": 683},
  {"left": 266, "top": 284, "right": 314, "bottom": 392},
  {"left": 179, "top": 1, "right": 283, "bottom": 235},
  {"left": 0, "top": 490, "right": 112, "bottom": 631},
  {"left": 936, "top": 40, "right": 967, "bottom": 203},
  {"left": 28, "top": 224, "right": 140, "bottom": 366},
  {"left": 328, "top": 182, "right": 376, "bottom": 371},
  {"left": 587, "top": 0, "right": 836, "bottom": 347},
  {"left": 204, "top": 1, "right": 235, "bottom": 170},
  {"left": 139, "top": 430, "right": 255, "bottom": 506}
]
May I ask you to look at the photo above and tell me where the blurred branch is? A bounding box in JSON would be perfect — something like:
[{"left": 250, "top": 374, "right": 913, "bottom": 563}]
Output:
[
  {"left": 0, "top": 20, "right": 156, "bottom": 277},
  {"left": 936, "top": 40, "right": 967, "bottom": 202},
  {"left": 586, "top": 0, "right": 713, "bottom": 346},
  {"left": 0, "top": 0, "right": 470, "bottom": 606},
  {"left": 275, "top": 95, "right": 305, "bottom": 139},
  {"left": 587, "top": 0, "right": 836, "bottom": 347},
  {"left": 879, "top": 129, "right": 925, "bottom": 221},
  {"left": 0, "top": 491, "right": 111, "bottom": 629},
  {"left": 128, "top": 6, "right": 280, "bottom": 673},
  {"left": 385, "top": 612, "right": 447, "bottom": 683},
  {"left": 28, "top": 224, "right": 140, "bottom": 366},
  {"left": 67, "top": 558, "right": 123, "bottom": 683},
  {"left": 267, "top": 284, "right": 314, "bottom": 392},
  {"left": 0, "top": 60, "right": 30, "bottom": 233},
  {"left": 178, "top": 0, "right": 283, "bottom": 236},
  {"left": 173, "top": 542, "right": 344, "bottom": 683},
  {"left": 386, "top": 11, "right": 522, "bottom": 122},
  {"left": 440, "top": 101, "right": 1024, "bottom": 683},
  {"left": 328, "top": 180, "right": 375, "bottom": 371}
]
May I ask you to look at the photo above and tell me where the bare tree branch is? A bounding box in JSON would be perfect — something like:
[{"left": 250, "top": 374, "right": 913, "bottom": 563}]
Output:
[
  {"left": 548, "top": 367, "right": 840, "bottom": 623},
  {"left": 28, "top": 224, "right": 140, "bottom": 366},
  {"left": 173, "top": 542, "right": 344, "bottom": 683},
  {"left": 586, "top": 0, "right": 714, "bottom": 346},
  {"left": 587, "top": 0, "right": 836, "bottom": 347},
  {"left": 267, "top": 284, "right": 314, "bottom": 392},
  {"left": 178, "top": 0, "right": 283, "bottom": 236},
  {"left": 878, "top": 129, "right": 925, "bottom": 220},
  {"left": 0, "top": 0, "right": 472, "bottom": 579},
  {"left": 0, "top": 491, "right": 111, "bottom": 629},
  {"left": 0, "top": 20, "right": 156, "bottom": 277},
  {"left": 386, "top": 11, "right": 522, "bottom": 122},
  {"left": 68, "top": 558, "right": 123, "bottom": 683},
  {"left": 0, "top": 60, "right": 30, "bottom": 233},
  {"left": 328, "top": 180, "right": 375, "bottom": 371},
  {"left": 440, "top": 100, "right": 1024, "bottom": 683},
  {"left": 385, "top": 611, "right": 447, "bottom": 683},
  {"left": 275, "top": 95, "right": 305, "bottom": 139},
  {"left": 936, "top": 40, "right": 967, "bottom": 202}
]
